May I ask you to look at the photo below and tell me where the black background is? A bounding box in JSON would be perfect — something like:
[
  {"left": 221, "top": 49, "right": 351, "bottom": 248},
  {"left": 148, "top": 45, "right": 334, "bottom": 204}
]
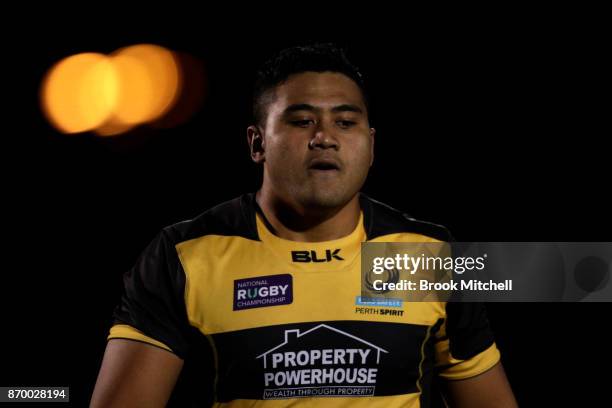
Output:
[{"left": 2, "top": 9, "right": 609, "bottom": 407}]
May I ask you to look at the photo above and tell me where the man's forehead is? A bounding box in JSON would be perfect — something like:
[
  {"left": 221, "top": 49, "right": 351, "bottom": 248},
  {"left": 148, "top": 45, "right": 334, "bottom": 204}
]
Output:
[{"left": 273, "top": 72, "right": 365, "bottom": 111}]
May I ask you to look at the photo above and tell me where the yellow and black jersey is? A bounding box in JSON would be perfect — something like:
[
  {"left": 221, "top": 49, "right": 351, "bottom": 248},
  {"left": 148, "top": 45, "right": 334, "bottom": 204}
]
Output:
[{"left": 107, "top": 193, "right": 500, "bottom": 407}]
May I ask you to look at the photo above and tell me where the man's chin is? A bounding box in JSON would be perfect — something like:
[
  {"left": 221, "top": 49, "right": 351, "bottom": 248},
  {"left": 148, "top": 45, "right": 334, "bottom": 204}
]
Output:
[{"left": 299, "top": 189, "right": 353, "bottom": 211}]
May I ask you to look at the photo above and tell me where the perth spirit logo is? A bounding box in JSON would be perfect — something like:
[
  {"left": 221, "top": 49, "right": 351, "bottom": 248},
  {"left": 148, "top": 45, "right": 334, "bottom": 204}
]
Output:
[{"left": 256, "top": 324, "right": 388, "bottom": 399}]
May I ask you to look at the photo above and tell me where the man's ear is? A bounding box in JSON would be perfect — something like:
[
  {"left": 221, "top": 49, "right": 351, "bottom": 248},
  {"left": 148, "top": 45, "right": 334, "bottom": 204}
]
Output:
[
  {"left": 247, "top": 125, "right": 265, "bottom": 163},
  {"left": 369, "top": 127, "right": 376, "bottom": 167}
]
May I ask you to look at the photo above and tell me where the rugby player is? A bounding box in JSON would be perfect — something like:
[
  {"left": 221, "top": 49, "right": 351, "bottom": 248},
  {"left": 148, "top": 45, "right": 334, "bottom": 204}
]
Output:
[{"left": 91, "top": 43, "right": 517, "bottom": 407}]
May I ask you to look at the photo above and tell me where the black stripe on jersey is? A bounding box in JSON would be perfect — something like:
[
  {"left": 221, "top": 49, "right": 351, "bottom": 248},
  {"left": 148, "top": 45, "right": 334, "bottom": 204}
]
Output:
[
  {"left": 166, "top": 193, "right": 261, "bottom": 244},
  {"left": 111, "top": 228, "right": 192, "bottom": 359},
  {"left": 445, "top": 302, "right": 496, "bottom": 360},
  {"left": 359, "top": 193, "right": 452, "bottom": 242},
  {"left": 418, "top": 319, "right": 445, "bottom": 408},
  {"left": 209, "top": 320, "right": 436, "bottom": 402}
]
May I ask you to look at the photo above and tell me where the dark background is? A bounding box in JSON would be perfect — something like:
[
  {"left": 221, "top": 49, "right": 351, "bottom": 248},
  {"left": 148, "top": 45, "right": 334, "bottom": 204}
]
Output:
[{"left": 2, "top": 10, "right": 609, "bottom": 407}]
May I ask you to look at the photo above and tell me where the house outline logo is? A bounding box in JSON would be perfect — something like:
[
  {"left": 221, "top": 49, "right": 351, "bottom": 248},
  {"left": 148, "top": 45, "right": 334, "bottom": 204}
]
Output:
[{"left": 256, "top": 324, "right": 389, "bottom": 369}]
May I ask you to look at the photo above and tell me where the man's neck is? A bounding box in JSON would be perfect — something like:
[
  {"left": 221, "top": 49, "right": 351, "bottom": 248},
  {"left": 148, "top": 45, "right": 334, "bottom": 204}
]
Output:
[{"left": 255, "top": 189, "right": 361, "bottom": 242}]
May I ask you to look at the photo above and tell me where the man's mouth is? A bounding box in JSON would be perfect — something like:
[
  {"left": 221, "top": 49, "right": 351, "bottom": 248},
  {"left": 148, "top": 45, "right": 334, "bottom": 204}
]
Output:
[{"left": 308, "top": 158, "right": 341, "bottom": 172}]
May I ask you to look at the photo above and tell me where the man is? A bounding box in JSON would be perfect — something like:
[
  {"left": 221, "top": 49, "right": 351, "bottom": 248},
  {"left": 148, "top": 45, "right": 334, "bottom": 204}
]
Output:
[{"left": 91, "top": 43, "right": 518, "bottom": 407}]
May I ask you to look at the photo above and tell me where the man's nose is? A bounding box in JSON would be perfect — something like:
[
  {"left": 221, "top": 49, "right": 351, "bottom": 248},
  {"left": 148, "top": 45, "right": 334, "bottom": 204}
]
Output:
[{"left": 309, "top": 123, "right": 339, "bottom": 150}]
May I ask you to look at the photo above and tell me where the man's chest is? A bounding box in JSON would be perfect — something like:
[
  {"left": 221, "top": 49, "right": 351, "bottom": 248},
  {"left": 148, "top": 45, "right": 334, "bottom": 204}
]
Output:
[{"left": 177, "top": 239, "right": 444, "bottom": 402}]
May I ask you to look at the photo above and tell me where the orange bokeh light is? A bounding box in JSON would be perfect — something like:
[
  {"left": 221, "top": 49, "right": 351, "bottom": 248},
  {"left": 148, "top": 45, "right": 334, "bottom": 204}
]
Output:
[
  {"left": 41, "top": 44, "right": 184, "bottom": 136},
  {"left": 41, "top": 53, "right": 117, "bottom": 134}
]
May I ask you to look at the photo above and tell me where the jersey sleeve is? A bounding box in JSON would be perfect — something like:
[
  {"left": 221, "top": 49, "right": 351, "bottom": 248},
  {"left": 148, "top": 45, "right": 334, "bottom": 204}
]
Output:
[
  {"left": 434, "top": 302, "right": 501, "bottom": 380},
  {"left": 107, "top": 228, "right": 192, "bottom": 359}
]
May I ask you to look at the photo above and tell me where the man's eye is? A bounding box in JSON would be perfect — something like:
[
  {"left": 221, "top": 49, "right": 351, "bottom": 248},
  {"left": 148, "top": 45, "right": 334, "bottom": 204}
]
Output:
[
  {"left": 291, "top": 120, "right": 314, "bottom": 127},
  {"left": 337, "top": 120, "right": 356, "bottom": 128}
]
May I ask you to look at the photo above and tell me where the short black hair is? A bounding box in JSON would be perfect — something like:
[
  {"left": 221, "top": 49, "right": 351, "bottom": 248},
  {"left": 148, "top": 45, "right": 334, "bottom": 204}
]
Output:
[{"left": 252, "top": 43, "right": 368, "bottom": 127}]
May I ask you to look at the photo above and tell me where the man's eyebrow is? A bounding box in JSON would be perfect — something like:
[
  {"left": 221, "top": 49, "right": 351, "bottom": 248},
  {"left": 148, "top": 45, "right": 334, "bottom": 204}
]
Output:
[
  {"left": 282, "top": 104, "right": 363, "bottom": 114},
  {"left": 283, "top": 104, "right": 317, "bottom": 114},
  {"left": 331, "top": 104, "right": 363, "bottom": 114}
]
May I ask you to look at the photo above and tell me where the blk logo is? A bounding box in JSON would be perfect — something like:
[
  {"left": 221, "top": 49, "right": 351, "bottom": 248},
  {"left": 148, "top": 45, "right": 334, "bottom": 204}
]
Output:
[{"left": 291, "top": 249, "right": 344, "bottom": 263}]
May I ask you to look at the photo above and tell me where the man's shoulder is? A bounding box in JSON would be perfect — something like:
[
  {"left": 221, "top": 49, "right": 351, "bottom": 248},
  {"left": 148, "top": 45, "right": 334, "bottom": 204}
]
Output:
[
  {"left": 161, "top": 193, "right": 258, "bottom": 245},
  {"left": 359, "top": 193, "right": 452, "bottom": 242}
]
